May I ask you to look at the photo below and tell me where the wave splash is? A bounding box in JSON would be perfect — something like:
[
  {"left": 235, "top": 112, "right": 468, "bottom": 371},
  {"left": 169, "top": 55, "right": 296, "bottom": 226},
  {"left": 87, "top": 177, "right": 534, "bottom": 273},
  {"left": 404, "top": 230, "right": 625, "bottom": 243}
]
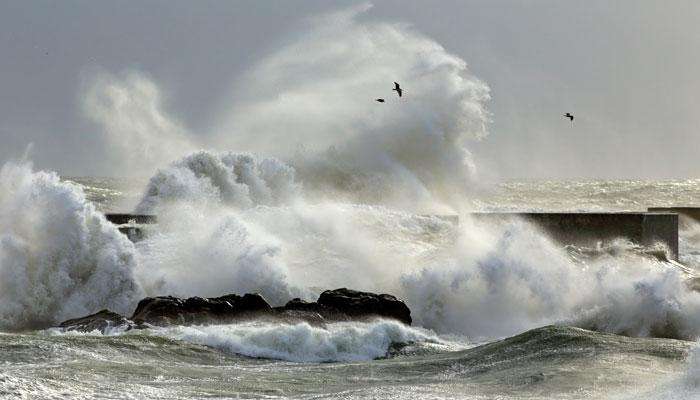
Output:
[
  {"left": 151, "top": 319, "right": 438, "bottom": 363},
  {"left": 4, "top": 4, "right": 700, "bottom": 345},
  {"left": 0, "top": 162, "right": 142, "bottom": 330},
  {"left": 136, "top": 151, "right": 299, "bottom": 214},
  {"left": 133, "top": 151, "right": 700, "bottom": 340}
]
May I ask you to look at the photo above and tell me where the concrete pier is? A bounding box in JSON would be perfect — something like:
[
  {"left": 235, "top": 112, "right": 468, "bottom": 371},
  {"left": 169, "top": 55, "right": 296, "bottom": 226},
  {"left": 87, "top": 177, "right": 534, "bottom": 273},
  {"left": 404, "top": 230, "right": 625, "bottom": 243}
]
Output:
[
  {"left": 470, "top": 212, "right": 678, "bottom": 261},
  {"left": 102, "top": 212, "right": 679, "bottom": 260},
  {"left": 648, "top": 207, "right": 700, "bottom": 223},
  {"left": 105, "top": 214, "right": 156, "bottom": 242},
  {"left": 105, "top": 214, "right": 156, "bottom": 225}
]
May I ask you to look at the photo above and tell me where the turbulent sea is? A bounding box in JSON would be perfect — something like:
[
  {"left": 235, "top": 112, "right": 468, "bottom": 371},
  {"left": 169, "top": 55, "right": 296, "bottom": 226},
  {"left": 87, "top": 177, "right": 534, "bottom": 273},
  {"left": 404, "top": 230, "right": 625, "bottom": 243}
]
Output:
[
  {"left": 2, "top": 5, "right": 700, "bottom": 398},
  {"left": 2, "top": 175, "right": 700, "bottom": 399}
]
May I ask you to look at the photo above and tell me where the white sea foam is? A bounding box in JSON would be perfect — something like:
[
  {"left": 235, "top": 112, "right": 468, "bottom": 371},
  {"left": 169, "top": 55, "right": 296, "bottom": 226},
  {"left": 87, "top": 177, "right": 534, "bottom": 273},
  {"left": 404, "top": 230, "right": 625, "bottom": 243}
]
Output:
[
  {"left": 402, "top": 218, "right": 700, "bottom": 339},
  {"left": 208, "top": 3, "right": 491, "bottom": 212},
  {"left": 152, "top": 319, "right": 437, "bottom": 362},
  {"left": 134, "top": 166, "right": 700, "bottom": 340},
  {"left": 133, "top": 202, "right": 305, "bottom": 305},
  {"left": 621, "top": 342, "right": 700, "bottom": 400},
  {"left": 0, "top": 162, "right": 142, "bottom": 330},
  {"left": 4, "top": 3, "right": 700, "bottom": 346},
  {"left": 135, "top": 151, "right": 299, "bottom": 214}
]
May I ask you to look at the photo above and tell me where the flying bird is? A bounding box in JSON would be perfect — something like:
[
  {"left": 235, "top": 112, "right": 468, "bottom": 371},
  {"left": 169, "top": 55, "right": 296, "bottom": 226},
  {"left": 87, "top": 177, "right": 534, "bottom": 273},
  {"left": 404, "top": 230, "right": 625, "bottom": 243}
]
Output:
[
  {"left": 393, "top": 82, "right": 402, "bottom": 97},
  {"left": 564, "top": 113, "right": 574, "bottom": 122},
  {"left": 375, "top": 98, "right": 385, "bottom": 103}
]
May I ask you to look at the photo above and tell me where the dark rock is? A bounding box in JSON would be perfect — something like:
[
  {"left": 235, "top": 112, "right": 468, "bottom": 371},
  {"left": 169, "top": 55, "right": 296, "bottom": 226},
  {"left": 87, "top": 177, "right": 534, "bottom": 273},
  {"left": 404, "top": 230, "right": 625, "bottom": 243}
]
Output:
[
  {"left": 58, "top": 309, "right": 133, "bottom": 333},
  {"left": 275, "top": 298, "right": 345, "bottom": 324},
  {"left": 282, "top": 298, "right": 332, "bottom": 314},
  {"left": 317, "top": 288, "right": 412, "bottom": 325},
  {"left": 131, "top": 293, "right": 271, "bottom": 326},
  {"left": 57, "top": 288, "right": 412, "bottom": 332},
  {"left": 271, "top": 308, "right": 328, "bottom": 326}
]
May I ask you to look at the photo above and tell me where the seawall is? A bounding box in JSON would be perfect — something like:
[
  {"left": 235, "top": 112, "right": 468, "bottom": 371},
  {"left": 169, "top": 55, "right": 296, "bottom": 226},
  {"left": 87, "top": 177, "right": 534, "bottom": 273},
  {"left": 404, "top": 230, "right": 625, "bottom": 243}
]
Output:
[
  {"left": 103, "top": 212, "right": 680, "bottom": 261},
  {"left": 470, "top": 212, "right": 678, "bottom": 261},
  {"left": 648, "top": 207, "right": 700, "bottom": 223}
]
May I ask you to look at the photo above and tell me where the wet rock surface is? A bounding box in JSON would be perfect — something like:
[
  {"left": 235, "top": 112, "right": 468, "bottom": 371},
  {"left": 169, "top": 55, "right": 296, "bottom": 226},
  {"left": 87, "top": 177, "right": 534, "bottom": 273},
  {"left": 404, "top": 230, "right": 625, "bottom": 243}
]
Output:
[
  {"left": 57, "top": 288, "right": 412, "bottom": 333},
  {"left": 58, "top": 309, "right": 134, "bottom": 333}
]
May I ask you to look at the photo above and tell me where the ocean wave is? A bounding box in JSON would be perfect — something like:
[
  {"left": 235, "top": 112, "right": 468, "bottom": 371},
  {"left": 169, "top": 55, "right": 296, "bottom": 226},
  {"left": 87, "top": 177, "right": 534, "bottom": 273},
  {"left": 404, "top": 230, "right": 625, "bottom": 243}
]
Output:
[
  {"left": 135, "top": 151, "right": 299, "bottom": 214},
  {"left": 149, "top": 319, "right": 438, "bottom": 362},
  {"left": 0, "top": 162, "right": 142, "bottom": 331}
]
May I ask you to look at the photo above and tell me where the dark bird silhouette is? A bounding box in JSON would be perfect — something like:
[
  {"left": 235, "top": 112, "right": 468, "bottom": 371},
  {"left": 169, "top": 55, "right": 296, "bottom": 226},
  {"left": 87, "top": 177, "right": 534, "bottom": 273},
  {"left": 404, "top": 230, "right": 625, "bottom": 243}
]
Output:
[
  {"left": 564, "top": 113, "right": 574, "bottom": 122},
  {"left": 375, "top": 98, "right": 385, "bottom": 103},
  {"left": 393, "top": 82, "right": 402, "bottom": 97}
]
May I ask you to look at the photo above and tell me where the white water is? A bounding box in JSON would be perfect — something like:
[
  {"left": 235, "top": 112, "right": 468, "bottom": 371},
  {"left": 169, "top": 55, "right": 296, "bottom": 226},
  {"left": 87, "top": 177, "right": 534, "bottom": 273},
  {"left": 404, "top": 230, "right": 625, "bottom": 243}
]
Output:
[
  {"left": 0, "top": 162, "right": 142, "bottom": 330},
  {"left": 2, "top": 4, "right": 700, "bottom": 353},
  {"left": 150, "top": 319, "right": 441, "bottom": 363}
]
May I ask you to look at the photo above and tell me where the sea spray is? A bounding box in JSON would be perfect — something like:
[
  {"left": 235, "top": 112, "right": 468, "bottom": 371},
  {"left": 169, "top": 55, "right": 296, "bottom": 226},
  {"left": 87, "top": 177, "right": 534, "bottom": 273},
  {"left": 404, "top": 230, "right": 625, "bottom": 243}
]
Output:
[
  {"left": 149, "top": 319, "right": 438, "bottom": 363},
  {"left": 135, "top": 151, "right": 299, "bottom": 214},
  {"left": 209, "top": 3, "right": 490, "bottom": 212},
  {"left": 5, "top": 3, "right": 700, "bottom": 345},
  {"left": 133, "top": 157, "right": 700, "bottom": 340},
  {"left": 81, "top": 70, "right": 195, "bottom": 177},
  {"left": 134, "top": 202, "right": 304, "bottom": 304},
  {"left": 0, "top": 161, "right": 142, "bottom": 330},
  {"left": 402, "top": 218, "right": 700, "bottom": 339}
]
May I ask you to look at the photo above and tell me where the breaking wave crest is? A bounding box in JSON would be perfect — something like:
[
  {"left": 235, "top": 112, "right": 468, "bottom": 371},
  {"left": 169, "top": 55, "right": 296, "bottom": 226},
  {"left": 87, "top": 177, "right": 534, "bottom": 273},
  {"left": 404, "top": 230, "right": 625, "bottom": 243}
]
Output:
[
  {"left": 212, "top": 3, "right": 490, "bottom": 212},
  {"left": 401, "top": 219, "right": 700, "bottom": 339},
  {"left": 0, "top": 162, "right": 142, "bottom": 330},
  {"left": 151, "top": 319, "right": 438, "bottom": 362},
  {"left": 4, "top": 4, "right": 700, "bottom": 346},
  {"left": 135, "top": 151, "right": 299, "bottom": 213}
]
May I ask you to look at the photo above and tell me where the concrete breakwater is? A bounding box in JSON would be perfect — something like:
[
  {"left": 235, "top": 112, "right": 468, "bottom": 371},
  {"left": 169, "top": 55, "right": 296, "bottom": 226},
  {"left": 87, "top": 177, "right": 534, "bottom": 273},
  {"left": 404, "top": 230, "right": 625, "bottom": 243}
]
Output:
[
  {"left": 105, "top": 213, "right": 156, "bottom": 242},
  {"left": 648, "top": 207, "right": 700, "bottom": 222},
  {"left": 105, "top": 210, "right": 691, "bottom": 261},
  {"left": 104, "top": 214, "right": 157, "bottom": 225},
  {"left": 470, "top": 212, "right": 678, "bottom": 261}
]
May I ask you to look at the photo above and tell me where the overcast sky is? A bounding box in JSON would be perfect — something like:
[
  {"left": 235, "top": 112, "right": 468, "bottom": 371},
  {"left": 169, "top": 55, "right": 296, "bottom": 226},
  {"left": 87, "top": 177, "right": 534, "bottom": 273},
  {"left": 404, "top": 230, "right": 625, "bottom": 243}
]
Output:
[{"left": 1, "top": 0, "right": 699, "bottom": 180}]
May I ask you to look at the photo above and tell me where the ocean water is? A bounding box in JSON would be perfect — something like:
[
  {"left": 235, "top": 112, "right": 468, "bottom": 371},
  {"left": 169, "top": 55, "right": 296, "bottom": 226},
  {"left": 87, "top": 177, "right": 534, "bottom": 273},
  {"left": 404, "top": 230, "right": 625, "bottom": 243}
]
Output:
[
  {"left": 1, "top": 170, "right": 700, "bottom": 399},
  {"left": 2, "top": 5, "right": 700, "bottom": 398}
]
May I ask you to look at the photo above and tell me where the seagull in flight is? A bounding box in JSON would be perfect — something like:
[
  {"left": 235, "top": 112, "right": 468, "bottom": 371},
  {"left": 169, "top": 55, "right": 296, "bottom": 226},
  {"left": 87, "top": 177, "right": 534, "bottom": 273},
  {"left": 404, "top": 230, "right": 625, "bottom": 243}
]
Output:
[
  {"left": 564, "top": 112, "right": 574, "bottom": 122},
  {"left": 393, "top": 82, "right": 402, "bottom": 97},
  {"left": 375, "top": 98, "right": 385, "bottom": 103}
]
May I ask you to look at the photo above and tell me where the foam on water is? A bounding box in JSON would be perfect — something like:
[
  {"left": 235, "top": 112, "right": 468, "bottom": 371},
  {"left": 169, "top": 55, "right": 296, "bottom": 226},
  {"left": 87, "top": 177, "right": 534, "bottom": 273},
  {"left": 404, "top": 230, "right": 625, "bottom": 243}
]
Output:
[
  {"left": 135, "top": 151, "right": 299, "bottom": 214},
  {"left": 6, "top": 153, "right": 700, "bottom": 343},
  {"left": 0, "top": 162, "right": 142, "bottom": 331},
  {"left": 4, "top": 3, "right": 700, "bottom": 350},
  {"left": 402, "top": 219, "right": 700, "bottom": 339},
  {"left": 150, "top": 319, "right": 439, "bottom": 363},
  {"left": 619, "top": 342, "right": 700, "bottom": 399},
  {"left": 133, "top": 202, "right": 305, "bottom": 305},
  {"left": 4, "top": 3, "right": 700, "bottom": 398},
  {"left": 131, "top": 153, "right": 700, "bottom": 340},
  {"left": 683, "top": 343, "right": 700, "bottom": 392}
]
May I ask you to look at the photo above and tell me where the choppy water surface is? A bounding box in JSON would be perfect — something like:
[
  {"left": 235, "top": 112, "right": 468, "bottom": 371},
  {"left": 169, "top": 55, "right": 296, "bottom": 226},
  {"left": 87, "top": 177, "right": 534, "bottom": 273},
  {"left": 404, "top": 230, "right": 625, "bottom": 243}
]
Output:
[
  {"left": 1, "top": 325, "right": 695, "bottom": 399},
  {"left": 0, "top": 175, "right": 697, "bottom": 399},
  {"left": 3, "top": 6, "right": 700, "bottom": 396},
  {"left": 69, "top": 176, "right": 700, "bottom": 213}
]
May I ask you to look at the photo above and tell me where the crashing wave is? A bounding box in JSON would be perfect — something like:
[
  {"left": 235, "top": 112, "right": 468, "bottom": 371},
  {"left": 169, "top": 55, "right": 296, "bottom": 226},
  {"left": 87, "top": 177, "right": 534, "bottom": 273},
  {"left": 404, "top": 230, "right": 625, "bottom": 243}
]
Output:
[
  {"left": 0, "top": 162, "right": 142, "bottom": 330},
  {"left": 136, "top": 151, "right": 299, "bottom": 213},
  {"left": 151, "top": 319, "right": 435, "bottom": 362}
]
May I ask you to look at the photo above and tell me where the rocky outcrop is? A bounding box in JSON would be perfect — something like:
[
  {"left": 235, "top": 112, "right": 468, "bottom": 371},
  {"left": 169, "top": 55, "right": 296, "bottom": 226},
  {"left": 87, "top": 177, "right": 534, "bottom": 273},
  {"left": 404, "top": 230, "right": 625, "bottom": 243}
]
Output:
[
  {"left": 317, "top": 288, "right": 412, "bottom": 325},
  {"left": 57, "top": 288, "right": 412, "bottom": 333},
  {"left": 131, "top": 293, "right": 271, "bottom": 326},
  {"left": 279, "top": 289, "right": 412, "bottom": 325},
  {"left": 58, "top": 309, "right": 134, "bottom": 333}
]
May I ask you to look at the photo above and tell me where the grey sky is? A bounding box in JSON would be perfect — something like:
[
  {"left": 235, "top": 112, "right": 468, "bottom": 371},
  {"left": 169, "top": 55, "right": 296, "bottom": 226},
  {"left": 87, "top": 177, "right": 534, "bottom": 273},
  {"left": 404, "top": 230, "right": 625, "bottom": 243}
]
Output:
[{"left": 1, "top": 0, "right": 698, "bottom": 180}]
